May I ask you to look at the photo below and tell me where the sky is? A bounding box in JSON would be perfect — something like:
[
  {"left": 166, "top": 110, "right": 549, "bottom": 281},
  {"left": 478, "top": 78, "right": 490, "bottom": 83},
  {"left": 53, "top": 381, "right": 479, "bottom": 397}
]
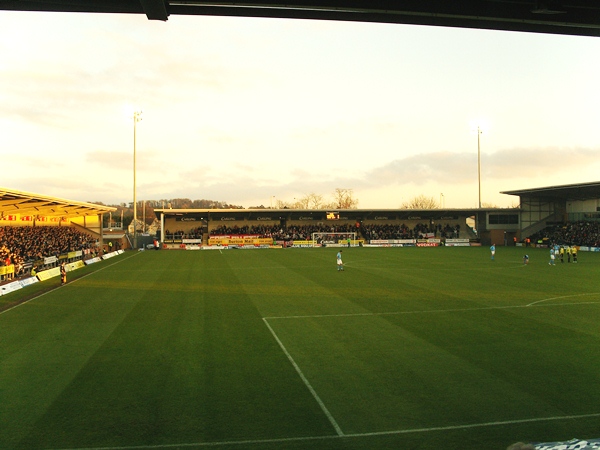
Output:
[{"left": 1, "top": 11, "right": 600, "bottom": 210}]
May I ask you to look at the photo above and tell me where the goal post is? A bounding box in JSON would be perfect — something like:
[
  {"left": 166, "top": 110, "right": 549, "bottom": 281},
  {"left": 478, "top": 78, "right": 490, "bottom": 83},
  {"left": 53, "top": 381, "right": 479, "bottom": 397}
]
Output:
[{"left": 311, "top": 232, "right": 357, "bottom": 247}]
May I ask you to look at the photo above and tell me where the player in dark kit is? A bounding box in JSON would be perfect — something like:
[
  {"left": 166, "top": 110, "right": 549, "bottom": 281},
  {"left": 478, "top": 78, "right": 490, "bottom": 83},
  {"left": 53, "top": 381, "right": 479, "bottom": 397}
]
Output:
[{"left": 60, "top": 263, "right": 67, "bottom": 285}]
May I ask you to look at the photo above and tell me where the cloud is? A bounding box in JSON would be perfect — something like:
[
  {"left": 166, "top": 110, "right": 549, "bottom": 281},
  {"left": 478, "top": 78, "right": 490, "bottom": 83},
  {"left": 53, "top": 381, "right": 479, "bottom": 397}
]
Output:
[
  {"left": 0, "top": 18, "right": 253, "bottom": 129},
  {"left": 362, "top": 146, "right": 600, "bottom": 187},
  {"left": 112, "top": 144, "right": 600, "bottom": 207},
  {"left": 482, "top": 146, "right": 600, "bottom": 178},
  {"left": 364, "top": 152, "right": 476, "bottom": 185},
  {"left": 86, "top": 150, "right": 165, "bottom": 172},
  {"left": 86, "top": 151, "right": 132, "bottom": 169}
]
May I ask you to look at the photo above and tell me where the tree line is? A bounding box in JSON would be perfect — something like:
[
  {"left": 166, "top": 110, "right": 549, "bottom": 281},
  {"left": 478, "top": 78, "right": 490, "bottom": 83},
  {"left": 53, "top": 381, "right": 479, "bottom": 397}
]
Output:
[
  {"left": 92, "top": 188, "right": 361, "bottom": 228},
  {"left": 92, "top": 198, "right": 244, "bottom": 228},
  {"left": 250, "top": 188, "right": 359, "bottom": 210}
]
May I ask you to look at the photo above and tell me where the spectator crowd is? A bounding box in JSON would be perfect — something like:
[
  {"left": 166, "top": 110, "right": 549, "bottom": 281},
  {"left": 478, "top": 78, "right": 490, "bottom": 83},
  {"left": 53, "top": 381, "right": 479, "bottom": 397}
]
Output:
[
  {"left": 528, "top": 221, "right": 600, "bottom": 247},
  {"left": 209, "top": 222, "right": 463, "bottom": 242},
  {"left": 362, "top": 223, "right": 461, "bottom": 240},
  {"left": 164, "top": 227, "right": 203, "bottom": 240},
  {"left": 0, "top": 226, "right": 98, "bottom": 277},
  {"left": 210, "top": 223, "right": 357, "bottom": 241}
]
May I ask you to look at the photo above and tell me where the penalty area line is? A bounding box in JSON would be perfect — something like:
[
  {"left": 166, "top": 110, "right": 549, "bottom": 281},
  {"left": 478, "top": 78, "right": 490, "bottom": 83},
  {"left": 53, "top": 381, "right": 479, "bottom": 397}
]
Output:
[
  {"left": 50, "top": 433, "right": 343, "bottom": 450},
  {"left": 345, "top": 411, "right": 600, "bottom": 438},
  {"left": 264, "top": 298, "right": 600, "bottom": 320},
  {"left": 48, "top": 412, "right": 600, "bottom": 450},
  {"left": 527, "top": 292, "right": 600, "bottom": 307},
  {"left": 262, "top": 317, "right": 344, "bottom": 437}
]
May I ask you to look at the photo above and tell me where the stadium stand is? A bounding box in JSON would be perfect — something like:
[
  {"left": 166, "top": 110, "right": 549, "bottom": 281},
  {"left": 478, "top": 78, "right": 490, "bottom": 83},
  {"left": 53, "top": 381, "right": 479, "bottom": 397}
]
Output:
[
  {"left": 527, "top": 221, "right": 600, "bottom": 247},
  {"left": 0, "top": 188, "right": 115, "bottom": 282},
  {"left": 361, "top": 223, "right": 460, "bottom": 240},
  {"left": 0, "top": 226, "right": 101, "bottom": 281},
  {"left": 210, "top": 223, "right": 356, "bottom": 242}
]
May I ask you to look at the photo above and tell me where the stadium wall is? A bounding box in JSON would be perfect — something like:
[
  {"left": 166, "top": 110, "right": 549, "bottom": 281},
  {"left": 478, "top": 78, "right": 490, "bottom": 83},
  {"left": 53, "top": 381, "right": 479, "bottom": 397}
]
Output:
[
  {"left": 71, "top": 215, "right": 102, "bottom": 235},
  {"left": 205, "top": 219, "right": 279, "bottom": 231},
  {"left": 566, "top": 199, "right": 600, "bottom": 222},
  {"left": 566, "top": 198, "right": 600, "bottom": 214}
]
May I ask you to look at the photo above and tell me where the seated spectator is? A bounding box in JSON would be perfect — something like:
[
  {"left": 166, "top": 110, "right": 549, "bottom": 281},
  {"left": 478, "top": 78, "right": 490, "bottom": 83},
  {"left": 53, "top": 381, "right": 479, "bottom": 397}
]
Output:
[
  {"left": 0, "top": 226, "right": 98, "bottom": 277},
  {"left": 527, "top": 221, "right": 600, "bottom": 247}
]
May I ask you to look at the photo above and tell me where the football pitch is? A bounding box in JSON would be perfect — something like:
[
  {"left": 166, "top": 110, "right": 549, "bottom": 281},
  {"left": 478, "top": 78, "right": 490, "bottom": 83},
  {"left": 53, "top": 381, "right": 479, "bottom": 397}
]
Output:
[{"left": 1, "top": 246, "right": 599, "bottom": 450}]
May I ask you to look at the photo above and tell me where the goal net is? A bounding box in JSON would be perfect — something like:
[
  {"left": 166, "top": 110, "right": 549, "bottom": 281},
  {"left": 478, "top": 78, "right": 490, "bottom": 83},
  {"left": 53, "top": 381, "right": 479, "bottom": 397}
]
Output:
[{"left": 311, "top": 232, "right": 356, "bottom": 248}]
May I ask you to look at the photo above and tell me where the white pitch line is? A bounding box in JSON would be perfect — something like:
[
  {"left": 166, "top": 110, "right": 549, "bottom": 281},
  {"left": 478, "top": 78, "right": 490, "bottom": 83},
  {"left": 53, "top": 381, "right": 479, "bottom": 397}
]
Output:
[
  {"left": 344, "top": 411, "right": 600, "bottom": 438},
  {"left": 49, "top": 411, "right": 600, "bottom": 450},
  {"left": 0, "top": 283, "right": 58, "bottom": 316},
  {"left": 15, "top": 256, "right": 599, "bottom": 450},
  {"left": 526, "top": 292, "right": 600, "bottom": 307},
  {"left": 0, "top": 252, "right": 140, "bottom": 317},
  {"left": 264, "top": 298, "right": 600, "bottom": 320},
  {"left": 262, "top": 317, "right": 344, "bottom": 437},
  {"left": 50, "top": 433, "right": 341, "bottom": 450}
]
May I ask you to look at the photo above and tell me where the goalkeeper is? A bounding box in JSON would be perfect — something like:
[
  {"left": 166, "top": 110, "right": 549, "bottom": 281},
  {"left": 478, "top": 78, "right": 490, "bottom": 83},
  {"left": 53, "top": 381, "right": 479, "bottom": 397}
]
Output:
[{"left": 336, "top": 250, "right": 344, "bottom": 271}]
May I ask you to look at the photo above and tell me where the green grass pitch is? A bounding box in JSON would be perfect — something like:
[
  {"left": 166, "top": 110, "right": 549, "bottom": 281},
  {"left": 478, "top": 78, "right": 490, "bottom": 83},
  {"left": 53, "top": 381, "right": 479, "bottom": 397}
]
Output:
[{"left": 1, "top": 246, "right": 599, "bottom": 450}]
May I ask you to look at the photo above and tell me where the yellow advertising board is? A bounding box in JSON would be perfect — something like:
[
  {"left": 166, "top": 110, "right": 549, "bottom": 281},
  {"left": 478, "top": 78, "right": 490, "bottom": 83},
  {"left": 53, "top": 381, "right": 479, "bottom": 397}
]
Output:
[
  {"left": 208, "top": 237, "right": 273, "bottom": 246},
  {"left": 35, "top": 261, "right": 83, "bottom": 282},
  {"left": 69, "top": 261, "right": 85, "bottom": 271},
  {"left": 37, "top": 267, "right": 61, "bottom": 282}
]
